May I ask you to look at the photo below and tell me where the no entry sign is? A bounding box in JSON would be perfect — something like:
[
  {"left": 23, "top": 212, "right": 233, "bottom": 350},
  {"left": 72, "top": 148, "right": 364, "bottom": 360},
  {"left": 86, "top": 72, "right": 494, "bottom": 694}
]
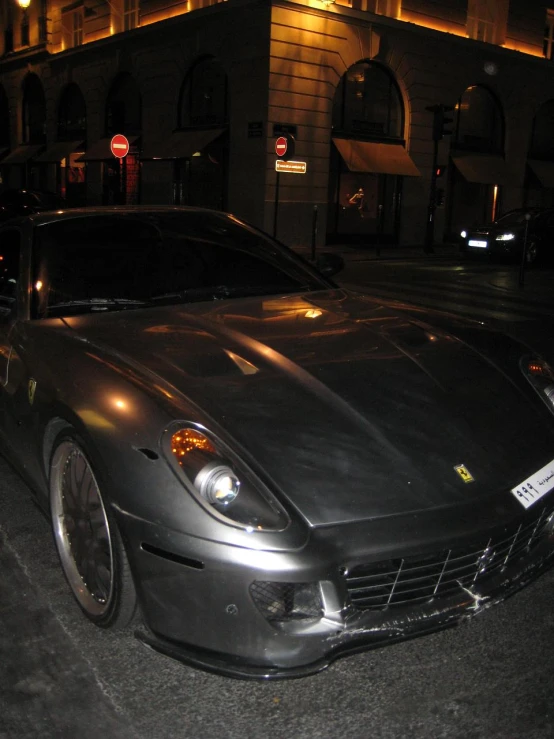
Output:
[
  {"left": 275, "top": 136, "right": 288, "bottom": 157},
  {"left": 110, "top": 134, "right": 130, "bottom": 159}
]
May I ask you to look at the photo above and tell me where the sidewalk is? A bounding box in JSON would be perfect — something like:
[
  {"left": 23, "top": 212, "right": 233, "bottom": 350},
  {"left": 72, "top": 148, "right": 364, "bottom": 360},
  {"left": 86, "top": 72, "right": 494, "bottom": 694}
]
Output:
[{"left": 293, "top": 241, "right": 461, "bottom": 262}]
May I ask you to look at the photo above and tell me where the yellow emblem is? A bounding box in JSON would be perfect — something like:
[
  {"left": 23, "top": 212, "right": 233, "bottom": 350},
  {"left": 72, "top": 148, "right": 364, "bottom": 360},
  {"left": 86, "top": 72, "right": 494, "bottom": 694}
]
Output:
[
  {"left": 454, "top": 464, "right": 474, "bottom": 483},
  {"left": 28, "top": 378, "right": 37, "bottom": 405}
]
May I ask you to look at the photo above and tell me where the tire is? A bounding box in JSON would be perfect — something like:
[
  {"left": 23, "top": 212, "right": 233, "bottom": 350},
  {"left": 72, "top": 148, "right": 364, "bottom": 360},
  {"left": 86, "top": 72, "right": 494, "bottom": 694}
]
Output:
[{"left": 49, "top": 429, "right": 137, "bottom": 628}]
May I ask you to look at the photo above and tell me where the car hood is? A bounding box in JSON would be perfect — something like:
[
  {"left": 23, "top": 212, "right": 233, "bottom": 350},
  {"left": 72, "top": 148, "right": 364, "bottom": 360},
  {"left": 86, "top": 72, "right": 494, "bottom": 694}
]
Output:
[
  {"left": 468, "top": 223, "right": 525, "bottom": 237},
  {"left": 60, "top": 289, "right": 554, "bottom": 526}
]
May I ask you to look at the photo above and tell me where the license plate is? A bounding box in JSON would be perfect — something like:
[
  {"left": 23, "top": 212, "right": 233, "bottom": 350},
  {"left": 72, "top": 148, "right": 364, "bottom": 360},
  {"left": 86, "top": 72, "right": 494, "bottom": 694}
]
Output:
[
  {"left": 511, "top": 458, "right": 554, "bottom": 509},
  {"left": 468, "top": 239, "right": 488, "bottom": 248}
]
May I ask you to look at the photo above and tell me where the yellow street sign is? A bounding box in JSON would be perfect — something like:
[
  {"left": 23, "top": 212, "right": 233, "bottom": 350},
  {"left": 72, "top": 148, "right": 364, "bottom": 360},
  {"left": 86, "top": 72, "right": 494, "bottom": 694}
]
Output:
[{"left": 275, "top": 160, "right": 307, "bottom": 174}]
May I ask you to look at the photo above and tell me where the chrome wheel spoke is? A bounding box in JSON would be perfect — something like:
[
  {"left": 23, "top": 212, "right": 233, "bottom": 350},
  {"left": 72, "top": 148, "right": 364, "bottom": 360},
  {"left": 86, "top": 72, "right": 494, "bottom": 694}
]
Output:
[{"left": 51, "top": 440, "right": 114, "bottom": 617}]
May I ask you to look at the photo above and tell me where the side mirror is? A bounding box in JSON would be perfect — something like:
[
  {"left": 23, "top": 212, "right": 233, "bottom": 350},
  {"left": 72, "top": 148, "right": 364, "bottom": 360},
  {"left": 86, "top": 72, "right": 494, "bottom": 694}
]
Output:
[{"left": 315, "top": 251, "right": 344, "bottom": 278}]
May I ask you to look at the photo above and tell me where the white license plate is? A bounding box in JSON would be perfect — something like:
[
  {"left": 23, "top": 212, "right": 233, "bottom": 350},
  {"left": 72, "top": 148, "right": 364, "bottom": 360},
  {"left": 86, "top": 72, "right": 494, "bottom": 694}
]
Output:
[
  {"left": 511, "top": 458, "right": 554, "bottom": 509},
  {"left": 468, "top": 239, "right": 488, "bottom": 248}
]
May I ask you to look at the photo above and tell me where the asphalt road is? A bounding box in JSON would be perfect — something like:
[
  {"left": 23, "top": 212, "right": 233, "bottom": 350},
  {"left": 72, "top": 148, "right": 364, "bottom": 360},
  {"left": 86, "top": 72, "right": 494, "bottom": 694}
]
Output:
[{"left": 2, "top": 256, "right": 554, "bottom": 739}]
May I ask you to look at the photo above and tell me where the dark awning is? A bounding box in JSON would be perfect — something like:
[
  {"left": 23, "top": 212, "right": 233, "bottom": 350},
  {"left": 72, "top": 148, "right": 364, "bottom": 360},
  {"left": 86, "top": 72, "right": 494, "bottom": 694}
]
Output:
[
  {"left": 1, "top": 145, "right": 44, "bottom": 164},
  {"left": 333, "top": 138, "right": 420, "bottom": 176},
  {"left": 451, "top": 154, "right": 519, "bottom": 186},
  {"left": 76, "top": 136, "right": 139, "bottom": 162},
  {"left": 527, "top": 159, "right": 554, "bottom": 189},
  {"left": 141, "top": 128, "right": 226, "bottom": 160},
  {"left": 34, "top": 141, "right": 85, "bottom": 163}
]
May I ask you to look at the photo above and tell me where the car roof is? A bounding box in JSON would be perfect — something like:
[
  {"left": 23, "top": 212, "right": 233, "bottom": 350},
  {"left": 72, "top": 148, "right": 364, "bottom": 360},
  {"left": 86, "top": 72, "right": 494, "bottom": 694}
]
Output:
[{"left": 0, "top": 205, "right": 232, "bottom": 228}]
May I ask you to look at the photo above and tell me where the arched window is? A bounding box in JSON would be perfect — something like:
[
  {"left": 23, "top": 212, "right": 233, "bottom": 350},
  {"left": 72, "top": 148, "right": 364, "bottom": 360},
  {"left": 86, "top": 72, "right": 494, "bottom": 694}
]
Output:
[
  {"left": 332, "top": 61, "right": 404, "bottom": 140},
  {"left": 57, "top": 83, "right": 87, "bottom": 141},
  {"left": 453, "top": 85, "right": 503, "bottom": 154},
  {"left": 529, "top": 99, "right": 554, "bottom": 160},
  {"left": 22, "top": 74, "right": 46, "bottom": 145},
  {"left": 106, "top": 73, "right": 141, "bottom": 136},
  {"left": 179, "top": 57, "right": 228, "bottom": 128}
]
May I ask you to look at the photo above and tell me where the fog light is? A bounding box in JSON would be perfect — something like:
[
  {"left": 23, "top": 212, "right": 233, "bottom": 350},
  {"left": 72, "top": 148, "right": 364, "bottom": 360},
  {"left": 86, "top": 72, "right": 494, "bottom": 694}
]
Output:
[{"left": 250, "top": 581, "right": 323, "bottom": 623}]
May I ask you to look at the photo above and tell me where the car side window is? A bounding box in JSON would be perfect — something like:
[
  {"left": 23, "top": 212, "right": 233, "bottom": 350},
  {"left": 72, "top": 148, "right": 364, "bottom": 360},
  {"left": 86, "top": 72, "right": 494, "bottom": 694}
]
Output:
[{"left": 0, "top": 229, "right": 21, "bottom": 318}]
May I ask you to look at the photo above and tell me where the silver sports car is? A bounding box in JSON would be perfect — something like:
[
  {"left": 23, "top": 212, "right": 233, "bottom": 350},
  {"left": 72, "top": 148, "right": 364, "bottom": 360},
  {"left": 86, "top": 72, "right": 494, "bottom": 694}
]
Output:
[{"left": 1, "top": 206, "right": 554, "bottom": 679}]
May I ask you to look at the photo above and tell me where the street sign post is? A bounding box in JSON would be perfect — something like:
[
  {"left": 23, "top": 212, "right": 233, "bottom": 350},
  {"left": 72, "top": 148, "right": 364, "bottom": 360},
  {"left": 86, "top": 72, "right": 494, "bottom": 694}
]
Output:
[{"left": 110, "top": 134, "right": 130, "bottom": 159}]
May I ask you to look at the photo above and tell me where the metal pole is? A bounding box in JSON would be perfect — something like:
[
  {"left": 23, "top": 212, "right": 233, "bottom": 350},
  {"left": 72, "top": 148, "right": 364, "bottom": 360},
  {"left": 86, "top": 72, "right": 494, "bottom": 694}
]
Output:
[
  {"left": 311, "top": 204, "right": 318, "bottom": 261},
  {"left": 518, "top": 213, "right": 531, "bottom": 288},
  {"left": 424, "top": 138, "right": 438, "bottom": 254},
  {"left": 273, "top": 171, "right": 280, "bottom": 239}
]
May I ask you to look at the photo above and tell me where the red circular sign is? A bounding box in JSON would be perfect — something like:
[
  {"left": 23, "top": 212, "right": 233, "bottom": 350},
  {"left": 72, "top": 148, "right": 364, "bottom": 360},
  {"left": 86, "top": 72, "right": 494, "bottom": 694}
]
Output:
[
  {"left": 275, "top": 136, "right": 288, "bottom": 157},
  {"left": 110, "top": 134, "right": 130, "bottom": 159}
]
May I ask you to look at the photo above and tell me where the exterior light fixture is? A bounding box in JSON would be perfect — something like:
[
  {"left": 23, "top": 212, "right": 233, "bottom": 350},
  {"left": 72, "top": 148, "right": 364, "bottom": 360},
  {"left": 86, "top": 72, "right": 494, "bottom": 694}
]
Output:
[{"left": 16, "top": 0, "right": 31, "bottom": 47}]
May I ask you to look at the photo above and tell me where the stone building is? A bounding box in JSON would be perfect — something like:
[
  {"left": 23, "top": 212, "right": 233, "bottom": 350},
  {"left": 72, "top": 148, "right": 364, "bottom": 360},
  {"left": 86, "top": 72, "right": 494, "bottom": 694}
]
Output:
[{"left": 0, "top": 0, "right": 553, "bottom": 247}]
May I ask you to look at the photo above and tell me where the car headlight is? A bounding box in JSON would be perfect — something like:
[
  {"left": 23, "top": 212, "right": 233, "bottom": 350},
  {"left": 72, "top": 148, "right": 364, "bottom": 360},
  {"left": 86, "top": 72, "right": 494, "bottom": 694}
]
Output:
[
  {"left": 165, "top": 425, "right": 290, "bottom": 531},
  {"left": 495, "top": 232, "right": 516, "bottom": 241},
  {"left": 521, "top": 356, "right": 554, "bottom": 415},
  {"left": 460, "top": 230, "right": 467, "bottom": 239}
]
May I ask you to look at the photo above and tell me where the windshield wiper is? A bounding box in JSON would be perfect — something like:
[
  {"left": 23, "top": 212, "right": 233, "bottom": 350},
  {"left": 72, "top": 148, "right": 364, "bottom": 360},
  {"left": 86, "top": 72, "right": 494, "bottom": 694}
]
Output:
[
  {"left": 151, "top": 285, "right": 232, "bottom": 302},
  {"left": 151, "top": 284, "right": 314, "bottom": 303},
  {"left": 46, "top": 298, "right": 149, "bottom": 315}
]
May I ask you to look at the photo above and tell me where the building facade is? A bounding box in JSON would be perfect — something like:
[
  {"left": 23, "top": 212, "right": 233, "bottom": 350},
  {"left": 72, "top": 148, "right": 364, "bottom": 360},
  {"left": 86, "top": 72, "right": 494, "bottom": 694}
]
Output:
[{"left": 0, "top": 0, "right": 554, "bottom": 247}]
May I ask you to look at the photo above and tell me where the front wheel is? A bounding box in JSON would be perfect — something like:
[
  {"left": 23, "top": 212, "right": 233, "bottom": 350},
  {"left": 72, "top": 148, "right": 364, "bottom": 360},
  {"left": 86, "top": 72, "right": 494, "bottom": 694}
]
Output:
[{"left": 49, "top": 430, "right": 137, "bottom": 628}]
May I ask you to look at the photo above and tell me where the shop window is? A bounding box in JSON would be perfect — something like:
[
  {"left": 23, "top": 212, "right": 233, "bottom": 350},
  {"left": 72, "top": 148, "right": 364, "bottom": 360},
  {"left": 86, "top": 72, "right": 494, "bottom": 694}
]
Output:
[
  {"left": 22, "top": 74, "right": 46, "bottom": 145},
  {"left": 529, "top": 99, "right": 554, "bottom": 160},
  {"left": 333, "top": 61, "right": 403, "bottom": 140},
  {"left": 453, "top": 85, "right": 503, "bottom": 154},
  {"left": 57, "top": 83, "right": 86, "bottom": 141},
  {"left": 180, "top": 57, "right": 228, "bottom": 128},
  {"left": 544, "top": 9, "right": 554, "bottom": 59},
  {"left": 106, "top": 73, "right": 141, "bottom": 136},
  {"left": 466, "top": 0, "right": 508, "bottom": 45}
]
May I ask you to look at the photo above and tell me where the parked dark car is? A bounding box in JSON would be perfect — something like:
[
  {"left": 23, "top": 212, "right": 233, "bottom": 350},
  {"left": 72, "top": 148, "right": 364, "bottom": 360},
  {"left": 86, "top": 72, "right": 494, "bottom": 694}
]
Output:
[
  {"left": 0, "top": 188, "right": 66, "bottom": 222},
  {"left": 1, "top": 206, "right": 554, "bottom": 679},
  {"left": 460, "top": 207, "right": 554, "bottom": 264}
]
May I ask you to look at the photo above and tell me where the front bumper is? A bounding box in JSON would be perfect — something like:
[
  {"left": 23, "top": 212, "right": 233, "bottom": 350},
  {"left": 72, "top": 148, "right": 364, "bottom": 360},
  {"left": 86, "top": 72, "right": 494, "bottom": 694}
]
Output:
[
  {"left": 464, "top": 236, "right": 522, "bottom": 258},
  {"left": 117, "top": 494, "right": 554, "bottom": 679}
]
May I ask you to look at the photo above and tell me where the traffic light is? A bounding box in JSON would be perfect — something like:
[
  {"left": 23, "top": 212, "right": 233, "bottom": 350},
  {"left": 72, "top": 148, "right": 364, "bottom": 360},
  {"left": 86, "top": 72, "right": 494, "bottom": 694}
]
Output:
[
  {"left": 428, "top": 104, "right": 454, "bottom": 141},
  {"left": 435, "top": 188, "right": 445, "bottom": 207}
]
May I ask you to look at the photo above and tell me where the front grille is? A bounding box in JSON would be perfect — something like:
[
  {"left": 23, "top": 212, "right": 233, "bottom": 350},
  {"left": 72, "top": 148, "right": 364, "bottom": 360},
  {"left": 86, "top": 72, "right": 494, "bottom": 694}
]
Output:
[{"left": 345, "top": 502, "right": 554, "bottom": 612}]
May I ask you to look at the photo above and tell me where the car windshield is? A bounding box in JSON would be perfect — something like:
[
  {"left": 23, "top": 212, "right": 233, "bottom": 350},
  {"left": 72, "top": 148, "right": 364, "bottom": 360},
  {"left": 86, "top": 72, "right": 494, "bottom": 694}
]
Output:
[
  {"left": 495, "top": 210, "right": 542, "bottom": 226},
  {"left": 32, "top": 211, "right": 329, "bottom": 318}
]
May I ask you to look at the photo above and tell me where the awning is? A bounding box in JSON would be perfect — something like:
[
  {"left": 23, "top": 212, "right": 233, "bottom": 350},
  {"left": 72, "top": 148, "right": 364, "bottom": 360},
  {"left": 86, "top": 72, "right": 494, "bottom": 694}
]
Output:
[
  {"left": 34, "top": 140, "right": 85, "bottom": 163},
  {"left": 141, "top": 128, "right": 225, "bottom": 159},
  {"left": 1, "top": 145, "right": 44, "bottom": 164},
  {"left": 76, "top": 136, "right": 139, "bottom": 162},
  {"left": 451, "top": 154, "right": 519, "bottom": 186},
  {"left": 333, "top": 138, "right": 420, "bottom": 176},
  {"left": 527, "top": 159, "right": 554, "bottom": 189}
]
